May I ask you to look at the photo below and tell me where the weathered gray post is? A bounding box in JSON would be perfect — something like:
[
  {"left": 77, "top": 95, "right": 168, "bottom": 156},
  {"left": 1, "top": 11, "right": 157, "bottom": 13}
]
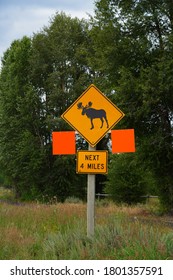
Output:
[{"left": 87, "top": 144, "right": 96, "bottom": 237}]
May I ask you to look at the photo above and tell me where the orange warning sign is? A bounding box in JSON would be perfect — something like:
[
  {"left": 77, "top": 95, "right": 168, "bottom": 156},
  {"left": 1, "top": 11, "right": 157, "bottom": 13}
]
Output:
[
  {"left": 61, "top": 84, "right": 125, "bottom": 147},
  {"left": 76, "top": 150, "right": 108, "bottom": 174}
]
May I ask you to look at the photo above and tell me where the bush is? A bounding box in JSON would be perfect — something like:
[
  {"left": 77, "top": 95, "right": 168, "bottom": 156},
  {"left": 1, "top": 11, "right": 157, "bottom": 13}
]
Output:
[
  {"left": 105, "top": 154, "right": 148, "bottom": 205},
  {"left": 65, "top": 196, "right": 83, "bottom": 204}
]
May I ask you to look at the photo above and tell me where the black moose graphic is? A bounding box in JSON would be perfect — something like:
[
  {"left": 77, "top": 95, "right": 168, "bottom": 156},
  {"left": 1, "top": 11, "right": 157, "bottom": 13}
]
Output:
[{"left": 77, "top": 101, "right": 109, "bottom": 130}]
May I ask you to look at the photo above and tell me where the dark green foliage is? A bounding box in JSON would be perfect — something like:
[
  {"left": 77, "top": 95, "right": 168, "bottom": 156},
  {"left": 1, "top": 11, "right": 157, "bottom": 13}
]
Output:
[
  {"left": 0, "top": 173, "right": 4, "bottom": 186},
  {"left": 0, "top": 14, "right": 90, "bottom": 201},
  {"left": 105, "top": 154, "right": 148, "bottom": 204},
  {"left": 92, "top": 0, "right": 173, "bottom": 210}
]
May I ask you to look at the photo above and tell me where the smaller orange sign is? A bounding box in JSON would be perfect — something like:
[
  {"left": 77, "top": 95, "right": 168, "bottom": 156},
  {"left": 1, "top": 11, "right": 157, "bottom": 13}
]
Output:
[
  {"left": 52, "top": 131, "right": 76, "bottom": 155},
  {"left": 111, "top": 129, "right": 135, "bottom": 153},
  {"left": 76, "top": 150, "right": 108, "bottom": 174}
]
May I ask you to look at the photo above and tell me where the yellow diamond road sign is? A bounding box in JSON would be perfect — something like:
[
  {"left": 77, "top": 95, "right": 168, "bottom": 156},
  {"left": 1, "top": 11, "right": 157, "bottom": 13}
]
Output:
[
  {"left": 61, "top": 84, "right": 125, "bottom": 147},
  {"left": 76, "top": 150, "right": 108, "bottom": 174}
]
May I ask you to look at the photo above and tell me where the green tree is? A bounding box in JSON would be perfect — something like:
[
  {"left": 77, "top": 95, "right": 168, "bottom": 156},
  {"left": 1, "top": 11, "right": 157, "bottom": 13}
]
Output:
[
  {"left": 0, "top": 37, "right": 50, "bottom": 199},
  {"left": 0, "top": 13, "right": 91, "bottom": 201},
  {"left": 90, "top": 0, "right": 173, "bottom": 210},
  {"left": 29, "top": 13, "right": 91, "bottom": 200},
  {"left": 30, "top": 12, "right": 91, "bottom": 126}
]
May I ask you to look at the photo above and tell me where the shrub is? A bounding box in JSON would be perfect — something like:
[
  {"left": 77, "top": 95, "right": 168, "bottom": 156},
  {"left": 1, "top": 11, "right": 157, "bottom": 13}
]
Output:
[{"left": 105, "top": 154, "right": 148, "bottom": 205}]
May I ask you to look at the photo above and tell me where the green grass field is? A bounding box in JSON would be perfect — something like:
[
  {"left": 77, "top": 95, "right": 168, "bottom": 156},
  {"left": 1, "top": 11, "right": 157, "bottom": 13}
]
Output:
[{"left": 0, "top": 187, "right": 173, "bottom": 260}]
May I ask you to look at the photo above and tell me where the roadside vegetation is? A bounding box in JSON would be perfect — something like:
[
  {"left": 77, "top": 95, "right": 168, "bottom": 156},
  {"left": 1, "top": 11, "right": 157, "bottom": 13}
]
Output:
[
  {"left": 0, "top": 0, "right": 173, "bottom": 211},
  {"left": 0, "top": 0, "right": 173, "bottom": 260},
  {"left": 0, "top": 188, "right": 173, "bottom": 260}
]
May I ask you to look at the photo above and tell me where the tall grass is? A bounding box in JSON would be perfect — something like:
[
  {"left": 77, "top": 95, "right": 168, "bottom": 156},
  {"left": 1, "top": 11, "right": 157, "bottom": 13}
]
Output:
[
  {"left": 0, "top": 200, "right": 173, "bottom": 260},
  {"left": 43, "top": 214, "right": 173, "bottom": 260}
]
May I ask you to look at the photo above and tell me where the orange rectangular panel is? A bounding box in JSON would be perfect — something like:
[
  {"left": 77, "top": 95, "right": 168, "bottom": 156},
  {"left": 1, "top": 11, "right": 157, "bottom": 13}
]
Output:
[
  {"left": 52, "top": 131, "right": 76, "bottom": 155},
  {"left": 111, "top": 129, "right": 135, "bottom": 153}
]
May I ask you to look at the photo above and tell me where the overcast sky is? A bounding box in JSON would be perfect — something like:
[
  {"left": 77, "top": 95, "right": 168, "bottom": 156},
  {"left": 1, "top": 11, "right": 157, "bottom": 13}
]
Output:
[{"left": 0, "top": 0, "right": 95, "bottom": 63}]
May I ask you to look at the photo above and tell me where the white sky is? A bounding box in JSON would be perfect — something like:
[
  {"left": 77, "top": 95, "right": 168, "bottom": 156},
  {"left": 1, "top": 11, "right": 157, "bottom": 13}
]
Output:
[{"left": 0, "top": 0, "right": 95, "bottom": 63}]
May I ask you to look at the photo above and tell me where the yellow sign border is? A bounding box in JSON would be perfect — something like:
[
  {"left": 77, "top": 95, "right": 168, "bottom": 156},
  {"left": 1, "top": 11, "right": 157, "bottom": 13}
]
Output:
[
  {"left": 76, "top": 150, "right": 108, "bottom": 174},
  {"left": 61, "top": 84, "right": 125, "bottom": 147}
]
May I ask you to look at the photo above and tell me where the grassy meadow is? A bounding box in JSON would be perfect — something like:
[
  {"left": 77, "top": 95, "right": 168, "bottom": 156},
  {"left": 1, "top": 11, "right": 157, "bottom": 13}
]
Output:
[{"left": 0, "top": 187, "right": 173, "bottom": 260}]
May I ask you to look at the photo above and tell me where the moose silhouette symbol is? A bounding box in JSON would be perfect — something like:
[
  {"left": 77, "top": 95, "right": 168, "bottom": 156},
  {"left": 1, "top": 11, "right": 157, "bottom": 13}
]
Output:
[{"left": 77, "top": 101, "right": 109, "bottom": 130}]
